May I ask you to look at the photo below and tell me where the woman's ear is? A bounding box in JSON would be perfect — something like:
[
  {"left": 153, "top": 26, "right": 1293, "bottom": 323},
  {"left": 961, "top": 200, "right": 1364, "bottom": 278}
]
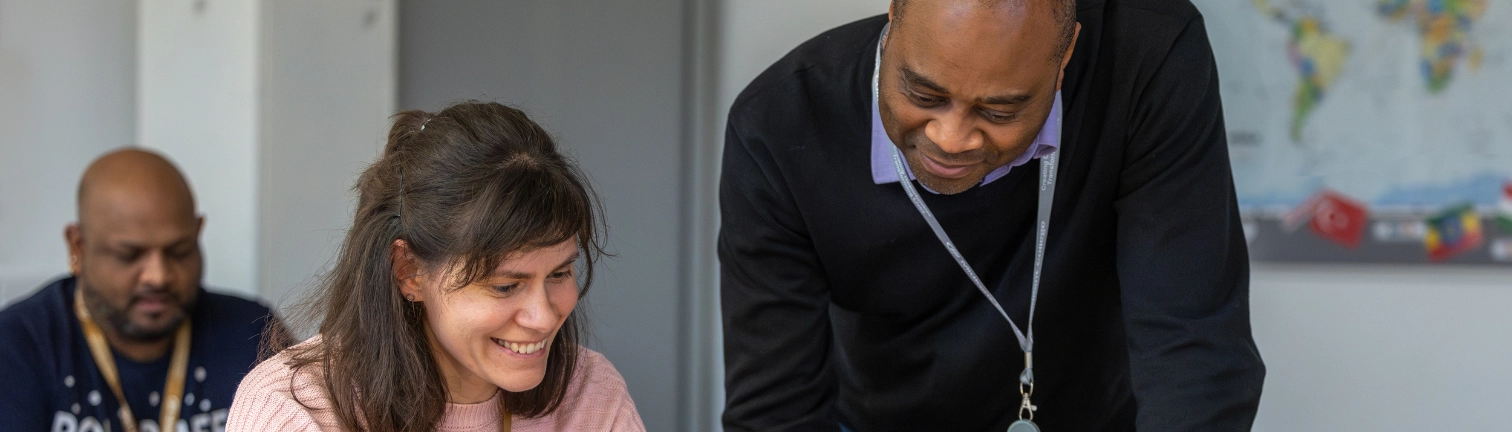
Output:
[{"left": 392, "top": 239, "right": 425, "bottom": 302}]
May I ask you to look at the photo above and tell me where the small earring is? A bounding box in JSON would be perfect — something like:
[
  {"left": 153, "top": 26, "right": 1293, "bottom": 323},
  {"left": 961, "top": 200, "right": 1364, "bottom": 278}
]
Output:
[{"left": 404, "top": 293, "right": 417, "bottom": 302}]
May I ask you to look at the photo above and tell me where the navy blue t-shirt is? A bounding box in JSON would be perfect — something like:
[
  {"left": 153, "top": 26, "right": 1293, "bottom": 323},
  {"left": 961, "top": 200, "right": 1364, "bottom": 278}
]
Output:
[{"left": 0, "top": 277, "right": 275, "bottom": 432}]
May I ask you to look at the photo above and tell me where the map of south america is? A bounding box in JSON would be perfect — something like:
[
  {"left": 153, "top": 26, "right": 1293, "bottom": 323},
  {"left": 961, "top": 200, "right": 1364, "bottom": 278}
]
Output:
[{"left": 1254, "top": 0, "right": 1350, "bottom": 141}]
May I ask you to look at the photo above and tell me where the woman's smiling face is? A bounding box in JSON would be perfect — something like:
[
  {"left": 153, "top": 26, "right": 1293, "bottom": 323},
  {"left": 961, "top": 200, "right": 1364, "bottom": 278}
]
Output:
[{"left": 403, "top": 239, "right": 581, "bottom": 401}]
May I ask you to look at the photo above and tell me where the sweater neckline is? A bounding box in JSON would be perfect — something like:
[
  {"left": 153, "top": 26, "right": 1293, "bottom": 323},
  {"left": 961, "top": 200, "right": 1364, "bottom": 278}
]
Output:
[{"left": 439, "top": 390, "right": 503, "bottom": 431}]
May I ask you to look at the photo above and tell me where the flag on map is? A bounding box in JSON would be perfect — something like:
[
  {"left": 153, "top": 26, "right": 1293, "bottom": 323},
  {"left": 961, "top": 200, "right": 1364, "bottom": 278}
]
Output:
[
  {"left": 1281, "top": 192, "right": 1327, "bottom": 232},
  {"left": 1425, "top": 204, "right": 1484, "bottom": 262},
  {"left": 1496, "top": 182, "right": 1512, "bottom": 233},
  {"left": 1304, "top": 190, "right": 1369, "bottom": 248},
  {"left": 1283, "top": 189, "right": 1369, "bottom": 247}
]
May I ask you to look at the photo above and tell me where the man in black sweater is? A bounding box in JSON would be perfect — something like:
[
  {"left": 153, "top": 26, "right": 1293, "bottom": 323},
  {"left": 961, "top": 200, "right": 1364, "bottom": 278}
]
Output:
[{"left": 718, "top": 0, "right": 1264, "bottom": 430}]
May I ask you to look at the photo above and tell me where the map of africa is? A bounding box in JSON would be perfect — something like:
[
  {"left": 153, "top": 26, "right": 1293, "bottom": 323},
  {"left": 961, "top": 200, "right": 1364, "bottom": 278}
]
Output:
[{"left": 1196, "top": 0, "right": 1512, "bottom": 217}]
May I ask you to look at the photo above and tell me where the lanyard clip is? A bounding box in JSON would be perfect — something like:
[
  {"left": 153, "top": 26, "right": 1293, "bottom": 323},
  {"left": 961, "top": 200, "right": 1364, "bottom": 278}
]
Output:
[
  {"left": 1018, "top": 392, "right": 1037, "bottom": 420},
  {"left": 1018, "top": 352, "right": 1036, "bottom": 420}
]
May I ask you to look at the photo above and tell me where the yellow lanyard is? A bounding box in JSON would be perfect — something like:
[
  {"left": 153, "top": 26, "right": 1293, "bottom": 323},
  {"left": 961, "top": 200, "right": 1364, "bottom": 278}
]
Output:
[
  {"left": 74, "top": 289, "right": 191, "bottom": 432},
  {"left": 502, "top": 405, "right": 511, "bottom": 432}
]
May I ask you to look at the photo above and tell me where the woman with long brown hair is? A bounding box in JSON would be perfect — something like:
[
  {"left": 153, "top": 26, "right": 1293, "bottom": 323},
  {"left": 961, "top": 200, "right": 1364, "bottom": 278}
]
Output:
[{"left": 225, "top": 102, "right": 644, "bottom": 431}]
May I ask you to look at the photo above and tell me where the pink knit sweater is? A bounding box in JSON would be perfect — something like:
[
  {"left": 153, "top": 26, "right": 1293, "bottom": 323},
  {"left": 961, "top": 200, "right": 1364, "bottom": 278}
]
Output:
[{"left": 225, "top": 337, "right": 645, "bottom": 431}]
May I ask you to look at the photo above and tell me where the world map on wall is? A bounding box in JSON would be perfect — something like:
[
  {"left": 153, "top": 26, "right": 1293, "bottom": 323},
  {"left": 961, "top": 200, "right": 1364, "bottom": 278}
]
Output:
[{"left": 1195, "top": 0, "right": 1512, "bottom": 262}]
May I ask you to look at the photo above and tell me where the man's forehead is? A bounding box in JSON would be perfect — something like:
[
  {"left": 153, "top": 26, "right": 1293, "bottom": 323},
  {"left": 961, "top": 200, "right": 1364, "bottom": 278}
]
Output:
[
  {"left": 80, "top": 189, "right": 198, "bottom": 244},
  {"left": 81, "top": 182, "right": 195, "bottom": 221},
  {"left": 84, "top": 216, "right": 198, "bottom": 244},
  {"left": 890, "top": 3, "right": 1062, "bottom": 98},
  {"left": 96, "top": 235, "right": 196, "bottom": 251},
  {"left": 893, "top": 0, "right": 1064, "bottom": 63}
]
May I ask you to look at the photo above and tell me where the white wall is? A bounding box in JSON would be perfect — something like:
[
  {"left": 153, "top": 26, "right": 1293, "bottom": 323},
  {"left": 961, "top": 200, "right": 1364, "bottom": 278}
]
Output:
[
  {"left": 714, "top": 2, "right": 1512, "bottom": 431},
  {"left": 138, "top": 0, "right": 395, "bottom": 305},
  {"left": 0, "top": 0, "right": 138, "bottom": 305},
  {"left": 257, "top": 0, "right": 395, "bottom": 311},
  {"left": 1250, "top": 265, "right": 1512, "bottom": 431},
  {"left": 715, "top": 0, "right": 890, "bottom": 120},
  {"left": 138, "top": 0, "right": 261, "bottom": 297}
]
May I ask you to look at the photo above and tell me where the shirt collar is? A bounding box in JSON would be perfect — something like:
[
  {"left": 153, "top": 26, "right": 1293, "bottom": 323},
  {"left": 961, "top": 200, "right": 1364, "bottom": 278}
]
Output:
[{"left": 870, "top": 90, "right": 1064, "bottom": 191}]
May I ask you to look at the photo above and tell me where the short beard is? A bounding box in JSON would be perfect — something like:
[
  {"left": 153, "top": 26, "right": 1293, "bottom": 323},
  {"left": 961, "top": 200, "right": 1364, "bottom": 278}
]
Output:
[
  {"left": 116, "top": 311, "right": 186, "bottom": 341},
  {"left": 900, "top": 131, "right": 992, "bottom": 195},
  {"left": 80, "top": 283, "right": 190, "bottom": 342},
  {"left": 904, "top": 150, "right": 982, "bottom": 195}
]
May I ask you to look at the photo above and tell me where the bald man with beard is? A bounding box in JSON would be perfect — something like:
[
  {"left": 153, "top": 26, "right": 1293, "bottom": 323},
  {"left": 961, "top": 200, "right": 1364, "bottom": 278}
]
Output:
[{"left": 0, "top": 148, "right": 278, "bottom": 432}]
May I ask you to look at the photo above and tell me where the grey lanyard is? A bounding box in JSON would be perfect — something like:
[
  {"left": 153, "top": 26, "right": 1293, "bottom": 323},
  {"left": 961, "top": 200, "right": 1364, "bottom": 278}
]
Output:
[{"left": 873, "top": 24, "right": 1058, "bottom": 419}]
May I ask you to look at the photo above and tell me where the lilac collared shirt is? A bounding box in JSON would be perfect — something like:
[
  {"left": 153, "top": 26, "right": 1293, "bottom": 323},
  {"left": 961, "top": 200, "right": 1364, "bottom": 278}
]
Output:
[{"left": 871, "top": 91, "right": 1064, "bottom": 192}]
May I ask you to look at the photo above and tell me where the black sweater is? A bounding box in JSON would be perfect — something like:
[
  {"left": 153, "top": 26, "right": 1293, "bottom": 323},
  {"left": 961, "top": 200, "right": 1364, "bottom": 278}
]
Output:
[{"left": 718, "top": 1, "right": 1264, "bottom": 431}]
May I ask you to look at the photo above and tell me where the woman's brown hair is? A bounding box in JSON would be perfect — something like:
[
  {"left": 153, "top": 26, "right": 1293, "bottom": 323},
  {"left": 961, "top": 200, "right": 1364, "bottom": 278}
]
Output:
[{"left": 270, "top": 101, "right": 606, "bottom": 431}]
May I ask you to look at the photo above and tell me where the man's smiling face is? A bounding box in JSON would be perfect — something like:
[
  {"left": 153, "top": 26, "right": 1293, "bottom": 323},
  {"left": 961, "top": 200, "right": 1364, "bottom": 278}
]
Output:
[{"left": 879, "top": 0, "right": 1078, "bottom": 194}]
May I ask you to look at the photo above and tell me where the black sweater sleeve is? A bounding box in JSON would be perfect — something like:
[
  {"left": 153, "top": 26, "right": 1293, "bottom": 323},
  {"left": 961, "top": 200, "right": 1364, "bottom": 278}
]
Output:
[
  {"left": 1112, "top": 16, "right": 1266, "bottom": 431},
  {"left": 718, "top": 117, "right": 841, "bottom": 432}
]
